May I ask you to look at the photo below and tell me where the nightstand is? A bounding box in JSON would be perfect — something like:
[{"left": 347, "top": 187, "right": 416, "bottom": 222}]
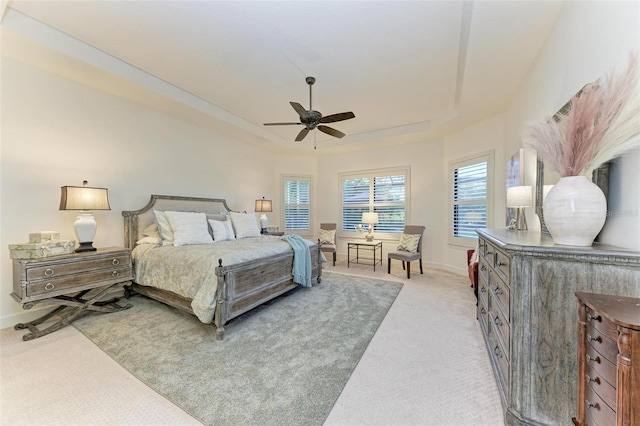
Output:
[
  {"left": 264, "top": 231, "right": 285, "bottom": 236},
  {"left": 11, "top": 247, "right": 133, "bottom": 341}
]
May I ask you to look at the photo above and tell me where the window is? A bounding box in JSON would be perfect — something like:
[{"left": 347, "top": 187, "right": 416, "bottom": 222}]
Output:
[
  {"left": 282, "top": 175, "right": 311, "bottom": 235},
  {"left": 449, "top": 152, "right": 492, "bottom": 244},
  {"left": 340, "top": 167, "right": 409, "bottom": 238}
]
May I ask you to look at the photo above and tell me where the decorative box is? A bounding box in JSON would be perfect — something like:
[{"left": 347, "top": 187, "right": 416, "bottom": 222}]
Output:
[
  {"left": 28, "top": 231, "right": 61, "bottom": 243},
  {"left": 9, "top": 240, "right": 76, "bottom": 259}
]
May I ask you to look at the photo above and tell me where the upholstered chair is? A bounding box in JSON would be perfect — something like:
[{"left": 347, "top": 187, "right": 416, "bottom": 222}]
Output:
[
  {"left": 387, "top": 225, "right": 425, "bottom": 279},
  {"left": 319, "top": 223, "right": 337, "bottom": 266}
]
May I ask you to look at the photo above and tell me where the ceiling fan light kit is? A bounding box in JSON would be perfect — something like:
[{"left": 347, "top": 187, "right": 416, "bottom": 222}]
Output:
[{"left": 264, "top": 76, "right": 355, "bottom": 142}]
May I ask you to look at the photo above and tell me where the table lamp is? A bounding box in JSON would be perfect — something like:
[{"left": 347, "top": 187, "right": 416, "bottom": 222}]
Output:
[
  {"left": 362, "top": 212, "right": 379, "bottom": 241},
  {"left": 60, "top": 180, "right": 111, "bottom": 252},
  {"left": 507, "top": 185, "right": 532, "bottom": 231},
  {"left": 255, "top": 197, "right": 273, "bottom": 234}
]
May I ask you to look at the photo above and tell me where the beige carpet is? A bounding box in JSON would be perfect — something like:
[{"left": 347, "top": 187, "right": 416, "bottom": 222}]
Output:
[{"left": 0, "top": 257, "right": 504, "bottom": 425}]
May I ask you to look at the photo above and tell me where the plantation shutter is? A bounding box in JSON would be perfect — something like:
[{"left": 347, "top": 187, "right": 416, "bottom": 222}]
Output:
[
  {"left": 452, "top": 161, "right": 487, "bottom": 238},
  {"left": 283, "top": 178, "right": 310, "bottom": 231},
  {"left": 342, "top": 177, "right": 370, "bottom": 232},
  {"left": 373, "top": 175, "right": 405, "bottom": 233}
]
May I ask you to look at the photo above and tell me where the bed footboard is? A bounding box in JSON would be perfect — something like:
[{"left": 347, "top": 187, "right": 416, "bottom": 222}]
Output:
[{"left": 214, "top": 243, "right": 322, "bottom": 339}]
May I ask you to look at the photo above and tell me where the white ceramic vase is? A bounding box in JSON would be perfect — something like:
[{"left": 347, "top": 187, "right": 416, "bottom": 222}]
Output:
[{"left": 543, "top": 176, "right": 607, "bottom": 246}]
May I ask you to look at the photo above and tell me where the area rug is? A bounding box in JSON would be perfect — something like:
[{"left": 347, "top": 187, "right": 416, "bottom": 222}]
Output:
[{"left": 73, "top": 272, "right": 402, "bottom": 426}]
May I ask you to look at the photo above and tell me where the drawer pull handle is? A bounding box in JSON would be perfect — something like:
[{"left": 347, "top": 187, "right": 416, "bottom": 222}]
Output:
[
  {"left": 44, "top": 283, "right": 55, "bottom": 291},
  {"left": 586, "top": 375, "right": 600, "bottom": 384},
  {"left": 587, "top": 313, "right": 601, "bottom": 323},
  {"left": 44, "top": 268, "right": 55, "bottom": 277},
  {"left": 494, "top": 316, "right": 503, "bottom": 327},
  {"left": 481, "top": 287, "right": 486, "bottom": 293},
  {"left": 587, "top": 334, "right": 601, "bottom": 343},
  {"left": 494, "top": 287, "right": 503, "bottom": 295},
  {"left": 586, "top": 400, "right": 597, "bottom": 409},
  {"left": 112, "top": 271, "right": 119, "bottom": 277},
  {"left": 586, "top": 354, "right": 600, "bottom": 363},
  {"left": 493, "top": 346, "right": 503, "bottom": 358},
  {"left": 112, "top": 259, "right": 120, "bottom": 266},
  {"left": 480, "top": 307, "right": 486, "bottom": 315},
  {"left": 498, "top": 262, "right": 506, "bottom": 267},
  {"left": 480, "top": 265, "right": 486, "bottom": 271},
  {"left": 487, "top": 251, "right": 493, "bottom": 255}
]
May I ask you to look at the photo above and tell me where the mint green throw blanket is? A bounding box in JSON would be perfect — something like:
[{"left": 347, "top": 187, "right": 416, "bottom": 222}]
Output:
[{"left": 281, "top": 234, "right": 313, "bottom": 287}]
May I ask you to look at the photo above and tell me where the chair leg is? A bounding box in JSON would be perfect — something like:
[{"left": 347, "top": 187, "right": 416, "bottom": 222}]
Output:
[
  {"left": 387, "top": 258, "right": 391, "bottom": 274},
  {"left": 419, "top": 258, "right": 423, "bottom": 274},
  {"left": 402, "top": 261, "right": 406, "bottom": 270},
  {"left": 407, "top": 262, "right": 411, "bottom": 279},
  {"left": 333, "top": 252, "right": 336, "bottom": 266}
]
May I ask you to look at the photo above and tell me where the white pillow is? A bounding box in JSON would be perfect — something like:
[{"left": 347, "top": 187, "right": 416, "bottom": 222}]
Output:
[
  {"left": 208, "top": 219, "right": 236, "bottom": 241},
  {"left": 319, "top": 229, "right": 335, "bottom": 244},
  {"left": 397, "top": 233, "right": 420, "bottom": 253},
  {"left": 230, "top": 212, "right": 261, "bottom": 239},
  {"left": 164, "top": 211, "right": 214, "bottom": 246},
  {"left": 152, "top": 210, "right": 174, "bottom": 246},
  {"left": 142, "top": 223, "right": 160, "bottom": 238}
]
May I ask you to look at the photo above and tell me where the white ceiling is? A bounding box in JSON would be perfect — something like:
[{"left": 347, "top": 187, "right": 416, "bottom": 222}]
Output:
[{"left": 1, "top": 0, "right": 565, "bottom": 153}]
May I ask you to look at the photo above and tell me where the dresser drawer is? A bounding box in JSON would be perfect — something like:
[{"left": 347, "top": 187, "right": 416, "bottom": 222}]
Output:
[
  {"left": 478, "top": 257, "right": 489, "bottom": 282},
  {"left": 586, "top": 344, "right": 617, "bottom": 387},
  {"left": 483, "top": 242, "right": 497, "bottom": 266},
  {"left": 26, "top": 253, "right": 131, "bottom": 281},
  {"left": 586, "top": 363, "right": 616, "bottom": 411},
  {"left": 478, "top": 273, "right": 489, "bottom": 303},
  {"left": 489, "top": 272, "right": 510, "bottom": 319},
  {"left": 494, "top": 250, "right": 510, "bottom": 281},
  {"left": 488, "top": 320, "right": 509, "bottom": 395},
  {"left": 584, "top": 382, "right": 616, "bottom": 426},
  {"left": 586, "top": 324, "right": 618, "bottom": 364},
  {"left": 489, "top": 302, "right": 510, "bottom": 351},
  {"left": 585, "top": 308, "right": 618, "bottom": 342},
  {"left": 26, "top": 266, "right": 132, "bottom": 298},
  {"left": 478, "top": 292, "right": 489, "bottom": 334}
]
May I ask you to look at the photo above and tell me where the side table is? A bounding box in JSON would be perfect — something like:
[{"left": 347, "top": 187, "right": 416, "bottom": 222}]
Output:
[
  {"left": 11, "top": 246, "right": 133, "bottom": 341},
  {"left": 348, "top": 241, "right": 383, "bottom": 271}
]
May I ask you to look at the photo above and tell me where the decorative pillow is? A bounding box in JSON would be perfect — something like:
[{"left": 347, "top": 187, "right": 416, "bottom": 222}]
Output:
[
  {"left": 152, "top": 210, "right": 174, "bottom": 246},
  {"left": 397, "top": 233, "right": 420, "bottom": 253},
  {"left": 136, "top": 236, "right": 162, "bottom": 245},
  {"left": 319, "top": 229, "right": 335, "bottom": 244},
  {"left": 208, "top": 219, "right": 236, "bottom": 241},
  {"left": 229, "top": 212, "right": 261, "bottom": 239},
  {"left": 164, "top": 211, "right": 214, "bottom": 246},
  {"left": 142, "top": 223, "right": 160, "bottom": 238}
]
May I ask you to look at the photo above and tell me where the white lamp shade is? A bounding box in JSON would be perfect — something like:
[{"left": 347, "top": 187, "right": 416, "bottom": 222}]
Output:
[
  {"left": 255, "top": 198, "right": 272, "bottom": 213},
  {"left": 60, "top": 185, "right": 110, "bottom": 211},
  {"left": 506, "top": 186, "right": 532, "bottom": 207},
  {"left": 362, "top": 212, "right": 379, "bottom": 224}
]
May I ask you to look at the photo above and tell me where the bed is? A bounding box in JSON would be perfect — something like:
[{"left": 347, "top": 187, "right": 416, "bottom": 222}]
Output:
[{"left": 122, "top": 195, "right": 322, "bottom": 339}]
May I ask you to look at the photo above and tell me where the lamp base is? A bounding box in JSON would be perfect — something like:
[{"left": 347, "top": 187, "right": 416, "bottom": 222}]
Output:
[
  {"left": 515, "top": 207, "right": 528, "bottom": 231},
  {"left": 365, "top": 234, "right": 374, "bottom": 242},
  {"left": 75, "top": 242, "right": 97, "bottom": 253}
]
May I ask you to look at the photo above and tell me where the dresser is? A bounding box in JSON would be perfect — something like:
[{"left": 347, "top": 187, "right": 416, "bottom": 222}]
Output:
[
  {"left": 11, "top": 247, "right": 133, "bottom": 340},
  {"left": 476, "top": 229, "right": 640, "bottom": 425},
  {"left": 573, "top": 292, "right": 639, "bottom": 426}
]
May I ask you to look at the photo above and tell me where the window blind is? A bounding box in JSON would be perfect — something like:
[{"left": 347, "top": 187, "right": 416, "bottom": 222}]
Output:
[
  {"left": 283, "top": 178, "right": 310, "bottom": 231},
  {"left": 452, "top": 161, "right": 487, "bottom": 238}
]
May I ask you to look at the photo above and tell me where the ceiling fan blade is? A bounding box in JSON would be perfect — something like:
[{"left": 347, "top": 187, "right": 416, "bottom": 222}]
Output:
[
  {"left": 295, "top": 128, "right": 310, "bottom": 141},
  {"left": 317, "top": 125, "right": 345, "bottom": 139},
  {"left": 319, "top": 112, "right": 355, "bottom": 124},
  {"left": 263, "top": 122, "right": 302, "bottom": 126},
  {"left": 290, "top": 102, "right": 308, "bottom": 117}
]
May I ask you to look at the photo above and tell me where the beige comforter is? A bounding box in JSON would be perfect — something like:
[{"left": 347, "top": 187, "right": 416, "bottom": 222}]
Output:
[{"left": 131, "top": 235, "right": 318, "bottom": 323}]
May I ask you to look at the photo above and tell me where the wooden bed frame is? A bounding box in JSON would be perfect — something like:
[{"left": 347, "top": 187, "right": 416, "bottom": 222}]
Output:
[{"left": 122, "top": 195, "right": 322, "bottom": 340}]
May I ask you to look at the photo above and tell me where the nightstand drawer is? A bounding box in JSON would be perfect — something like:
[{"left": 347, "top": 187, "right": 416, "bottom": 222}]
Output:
[
  {"left": 489, "top": 272, "right": 510, "bottom": 319},
  {"left": 26, "top": 266, "right": 132, "bottom": 298},
  {"left": 584, "top": 382, "right": 616, "bottom": 425},
  {"left": 586, "top": 324, "right": 618, "bottom": 364},
  {"left": 586, "top": 363, "right": 616, "bottom": 411},
  {"left": 25, "top": 253, "right": 130, "bottom": 281},
  {"left": 586, "top": 344, "right": 617, "bottom": 387}
]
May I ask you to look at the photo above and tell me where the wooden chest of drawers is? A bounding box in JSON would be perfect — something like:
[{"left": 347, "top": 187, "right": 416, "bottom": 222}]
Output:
[
  {"left": 11, "top": 247, "right": 133, "bottom": 340},
  {"left": 476, "top": 229, "right": 640, "bottom": 425},
  {"left": 12, "top": 247, "right": 132, "bottom": 304},
  {"left": 573, "top": 292, "right": 640, "bottom": 426}
]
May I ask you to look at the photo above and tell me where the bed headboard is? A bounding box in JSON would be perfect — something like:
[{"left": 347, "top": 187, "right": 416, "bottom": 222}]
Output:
[{"left": 122, "top": 195, "right": 231, "bottom": 249}]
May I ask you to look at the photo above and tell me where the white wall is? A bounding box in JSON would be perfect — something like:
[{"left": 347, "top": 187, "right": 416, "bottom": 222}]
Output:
[
  {"left": 316, "top": 138, "right": 445, "bottom": 268},
  {"left": 504, "top": 0, "right": 640, "bottom": 250},
  {"left": 1, "top": 58, "right": 277, "bottom": 327}
]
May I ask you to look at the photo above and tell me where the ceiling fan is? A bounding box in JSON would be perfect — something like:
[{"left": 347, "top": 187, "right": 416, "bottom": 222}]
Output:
[{"left": 263, "top": 76, "right": 355, "bottom": 142}]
